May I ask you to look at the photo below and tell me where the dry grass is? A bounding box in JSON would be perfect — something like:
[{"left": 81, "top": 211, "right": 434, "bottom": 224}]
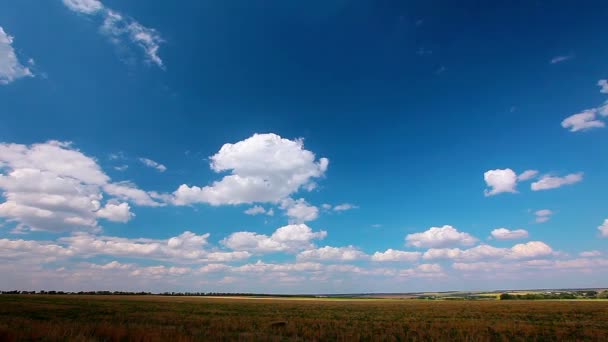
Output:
[{"left": 1, "top": 295, "right": 607, "bottom": 341}]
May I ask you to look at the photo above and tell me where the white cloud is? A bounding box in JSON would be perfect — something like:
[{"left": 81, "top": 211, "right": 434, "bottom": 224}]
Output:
[
  {"left": 490, "top": 228, "right": 529, "bottom": 240},
  {"left": 62, "top": 1, "right": 164, "bottom": 68},
  {"left": 280, "top": 198, "right": 318, "bottom": 223},
  {"left": 580, "top": 250, "right": 602, "bottom": 257},
  {"left": 534, "top": 209, "right": 553, "bottom": 223},
  {"left": 244, "top": 205, "right": 265, "bottom": 215},
  {"left": 62, "top": 0, "right": 103, "bottom": 14},
  {"left": 531, "top": 173, "right": 583, "bottom": 191},
  {"left": 0, "top": 141, "right": 162, "bottom": 231},
  {"left": 138, "top": 158, "right": 166, "bottom": 172},
  {"left": 406, "top": 225, "right": 478, "bottom": 248},
  {"left": 483, "top": 169, "right": 518, "bottom": 196},
  {"left": 222, "top": 224, "right": 326, "bottom": 254},
  {"left": 96, "top": 202, "right": 133, "bottom": 223},
  {"left": 173, "top": 134, "right": 328, "bottom": 206},
  {"left": 561, "top": 110, "right": 605, "bottom": 132},
  {"left": 103, "top": 181, "right": 163, "bottom": 207},
  {"left": 0, "top": 27, "right": 33, "bottom": 85},
  {"left": 517, "top": 170, "right": 538, "bottom": 181},
  {"left": 550, "top": 55, "right": 572, "bottom": 64},
  {"left": 598, "top": 79, "right": 608, "bottom": 94},
  {"left": 57, "top": 231, "right": 248, "bottom": 263},
  {"left": 332, "top": 203, "right": 358, "bottom": 211},
  {"left": 599, "top": 219, "right": 608, "bottom": 238},
  {"left": 297, "top": 246, "right": 367, "bottom": 261},
  {"left": 424, "top": 245, "right": 507, "bottom": 261},
  {"left": 244, "top": 205, "right": 274, "bottom": 216},
  {"left": 424, "top": 241, "right": 552, "bottom": 261},
  {"left": 371, "top": 249, "right": 421, "bottom": 262},
  {"left": 509, "top": 241, "right": 553, "bottom": 259},
  {"left": 0, "top": 238, "right": 74, "bottom": 263}
]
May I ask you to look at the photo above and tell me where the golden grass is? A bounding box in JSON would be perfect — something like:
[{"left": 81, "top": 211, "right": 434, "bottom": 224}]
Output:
[{"left": 1, "top": 294, "right": 607, "bottom": 341}]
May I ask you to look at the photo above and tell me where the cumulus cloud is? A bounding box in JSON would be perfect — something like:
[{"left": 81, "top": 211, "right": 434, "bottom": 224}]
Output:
[
  {"left": 483, "top": 169, "right": 538, "bottom": 196},
  {"left": 173, "top": 134, "right": 328, "bottom": 206},
  {"left": 96, "top": 202, "right": 133, "bottom": 223},
  {"left": 406, "top": 225, "right": 478, "bottom": 248},
  {"left": 490, "top": 228, "right": 529, "bottom": 240},
  {"left": 599, "top": 219, "right": 608, "bottom": 237},
  {"left": 58, "top": 231, "right": 248, "bottom": 263},
  {"left": 0, "top": 27, "right": 33, "bottom": 85},
  {"left": 244, "top": 205, "right": 274, "bottom": 216},
  {"left": 0, "top": 238, "right": 74, "bottom": 264},
  {"left": 297, "top": 246, "right": 367, "bottom": 261},
  {"left": 371, "top": 249, "right": 421, "bottom": 262},
  {"left": 62, "top": 0, "right": 164, "bottom": 67},
  {"left": 0, "top": 141, "right": 161, "bottom": 231},
  {"left": 531, "top": 173, "right": 583, "bottom": 191},
  {"left": 424, "top": 241, "right": 552, "bottom": 261},
  {"left": 280, "top": 198, "right": 318, "bottom": 223},
  {"left": 138, "top": 158, "right": 166, "bottom": 172},
  {"left": 484, "top": 169, "right": 518, "bottom": 196},
  {"left": 222, "top": 224, "right": 327, "bottom": 254},
  {"left": 534, "top": 209, "right": 553, "bottom": 223},
  {"left": 509, "top": 241, "right": 553, "bottom": 259}
]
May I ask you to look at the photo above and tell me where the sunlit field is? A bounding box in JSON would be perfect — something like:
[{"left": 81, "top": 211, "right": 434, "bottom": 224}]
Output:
[{"left": 1, "top": 295, "right": 608, "bottom": 341}]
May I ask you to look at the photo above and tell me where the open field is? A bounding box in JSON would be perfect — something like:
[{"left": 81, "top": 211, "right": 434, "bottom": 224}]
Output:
[{"left": 1, "top": 295, "right": 608, "bottom": 341}]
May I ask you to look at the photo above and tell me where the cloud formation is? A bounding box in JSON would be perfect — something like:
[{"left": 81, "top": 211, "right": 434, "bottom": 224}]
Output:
[
  {"left": 531, "top": 173, "right": 583, "bottom": 191},
  {"left": 490, "top": 228, "right": 529, "bottom": 240},
  {"left": 297, "top": 246, "right": 367, "bottom": 261},
  {"left": 173, "top": 133, "right": 328, "bottom": 206},
  {"left": 371, "top": 249, "right": 421, "bottom": 262},
  {"left": 0, "top": 27, "right": 33, "bottom": 85},
  {"left": 562, "top": 80, "right": 608, "bottom": 132},
  {"left": 139, "top": 158, "right": 166, "bottom": 172},
  {"left": 406, "top": 225, "right": 478, "bottom": 248},
  {"left": 0, "top": 141, "right": 162, "bottom": 231},
  {"left": 222, "top": 224, "right": 327, "bottom": 254},
  {"left": 62, "top": 0, "right": 164, "bottom": 68},
  {"left": 484, "top": 169, "right": 537, "bottom": 196}
]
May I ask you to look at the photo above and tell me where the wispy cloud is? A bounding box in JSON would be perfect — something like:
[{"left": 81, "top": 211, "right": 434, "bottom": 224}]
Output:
[
  {"left": 562, "top": 80, "right": 608, "bottom": 132},
  {"left": 62, "top": 0, "right": 164, "bottom": 68},
  {"left": 550, "top": 55, "right": 573, "bottom": 64},
  {"left": 139, "top": 158, "right": 167, "bottom": 172}
]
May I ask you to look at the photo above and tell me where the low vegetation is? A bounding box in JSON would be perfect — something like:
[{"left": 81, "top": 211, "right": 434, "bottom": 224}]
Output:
[{"left": 1, "top": 294, "right": 608, "bottom": 341}]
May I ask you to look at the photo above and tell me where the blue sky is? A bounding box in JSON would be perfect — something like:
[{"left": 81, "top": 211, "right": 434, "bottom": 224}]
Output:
[{"left": 0, "top": 0, "right": 607, "bottom": 293}]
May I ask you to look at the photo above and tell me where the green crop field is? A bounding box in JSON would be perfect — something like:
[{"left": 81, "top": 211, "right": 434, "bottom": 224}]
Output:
[{"left": 2, "top": 295, "right": 608, "bottom": 341}]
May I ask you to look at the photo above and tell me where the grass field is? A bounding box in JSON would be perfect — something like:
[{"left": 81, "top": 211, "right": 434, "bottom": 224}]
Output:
[{"left": 1, "top": 295, "right": 608, "bottom": 341}]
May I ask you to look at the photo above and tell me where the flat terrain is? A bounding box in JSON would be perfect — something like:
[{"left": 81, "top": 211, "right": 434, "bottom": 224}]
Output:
[{"left": 1, "top": 295, "right": 608, "bottom": 341}]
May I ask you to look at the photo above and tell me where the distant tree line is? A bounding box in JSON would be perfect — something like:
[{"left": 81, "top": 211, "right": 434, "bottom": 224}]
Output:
[
  {"left": 500, "top": 290, "right": 608, "bottom": 300},
  {"left": 0, "top": 290, "right": 314, "bottom": 297}
]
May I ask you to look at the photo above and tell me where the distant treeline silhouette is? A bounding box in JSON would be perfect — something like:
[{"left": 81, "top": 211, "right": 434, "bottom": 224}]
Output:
[
  {"left": 500, "top": 290, "right": 608, "bottom": 300},
  {"left": 0, "top": 290, "right": 314, "bottom": 297}
]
